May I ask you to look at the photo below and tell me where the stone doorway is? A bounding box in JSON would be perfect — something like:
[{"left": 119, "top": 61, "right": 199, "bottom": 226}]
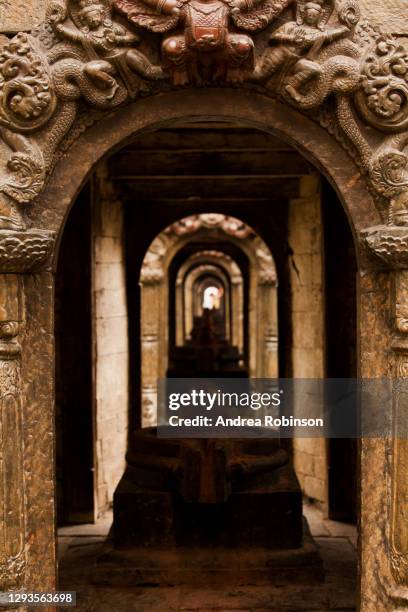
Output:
[
  {"left": 3, "top": 82, "right": 400, "bottom": 610},
  {"left": 54, "top": 119, "right": 359, "bottom": 607},
  {"left": 2, "top": 0, "right": 408, "bottom": 604}
]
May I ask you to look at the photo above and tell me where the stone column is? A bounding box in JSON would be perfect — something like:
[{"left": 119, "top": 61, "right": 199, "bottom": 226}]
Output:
[
  {"left": 231, "top": 274, "right": 244, "bottom": 355},
  {"left": 141, "top": 279, "right": 162, "bottom": 427},
  {"left": 258, "top": 280, "right": 278, "bottom": 379},
  {"left": 390, "top": 270, "right": 408, "bottom": 586},
  {"left": 360, "top": 226, "right": 408, "bottom": 609},
  {"left": 175, "top": 278, "right": 184, "bottom": 346},
  {"left": 359, "top": 268, "right": 393, "bottom": 611},
  {"left": 0, "top": 229, "right": 55, "bottom": 600},
  {"left": 289, "top": 176, "right": 327, "bottom": 511},
  {"left": 0, "top": 275, "right": 25, "bottom": 591}
]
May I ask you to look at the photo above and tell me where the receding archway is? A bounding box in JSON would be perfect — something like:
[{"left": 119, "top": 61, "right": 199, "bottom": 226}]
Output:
[{"left": 139, "top": 213, "right": 278, "bottom": 425}]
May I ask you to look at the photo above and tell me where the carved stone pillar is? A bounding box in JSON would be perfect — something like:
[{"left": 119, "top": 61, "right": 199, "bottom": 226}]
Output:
[
  {"left": 361, "top": 226, "right": 408, "bottom": 608},
  {"left": 0, "top": 229, "right": 54, "bottom": 594},
  {"left": 390, "top": 270, "right": 408, "bottom": 585},
  {"left": 258, "top": 280, "right": 278, "bottom": 379},
  {"left": 175, "top": 278, "right": 184, "bottom": 346},
  {"left": 0, "top": 275, "right": 25, "bottom": 591},
  {"left": 141, "top": 279, "right": 162, "bottom": 427},
  {"left": 231, "top": 274, "right": 244, "bottom": 356}
]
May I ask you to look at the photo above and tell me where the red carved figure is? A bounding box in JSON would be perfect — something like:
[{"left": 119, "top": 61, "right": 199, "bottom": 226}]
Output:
[{"left": 114, "top": 0, "right": 293, "bottom": 83}]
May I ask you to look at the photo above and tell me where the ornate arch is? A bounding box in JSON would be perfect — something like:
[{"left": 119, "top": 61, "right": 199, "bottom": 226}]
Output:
[
  {"left": 175, "top": 250, "right": 244, "bottom": 349},
  {"left": 0, "top": 0, "right": 407, "bottom": 604},
  {"left": 0, "top": 0, "right": 404, "bottom": 270},
  {"left": 139, "top": 213, "right": 277, "bottom": 425}
]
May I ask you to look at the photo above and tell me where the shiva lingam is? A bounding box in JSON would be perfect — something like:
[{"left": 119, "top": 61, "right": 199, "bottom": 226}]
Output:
[
  {"left": 114, "top": 430, "right": 301, "bottom": 549},
  {"left": 102, "top": 309, "right": 318, "bottom": 587}
]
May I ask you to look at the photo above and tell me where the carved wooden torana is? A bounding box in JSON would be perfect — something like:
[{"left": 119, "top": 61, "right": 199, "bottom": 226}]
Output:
[
  {"left": 0, "top": 0, "right": 402, "bottom": 237},
  {"left": 0, "top": 0, "right": 403, "bottom": 244}
]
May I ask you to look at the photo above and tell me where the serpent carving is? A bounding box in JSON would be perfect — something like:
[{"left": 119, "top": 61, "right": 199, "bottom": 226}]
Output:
[
  {"left": 51, "top": 58, "right": 129, "bottom": 108},
  {"left": 284, "top": 54, "right": 360, "bottom": 109}
]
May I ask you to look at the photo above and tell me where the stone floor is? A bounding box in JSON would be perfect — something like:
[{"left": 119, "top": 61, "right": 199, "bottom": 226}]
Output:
[{"left": 58, "top": 503, "right": 357, "bottom": 612}]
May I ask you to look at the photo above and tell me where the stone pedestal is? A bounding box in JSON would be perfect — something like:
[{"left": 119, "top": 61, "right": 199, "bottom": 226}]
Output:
[{"left": 108, "top": 427, "right": 306, "bottom": 585}]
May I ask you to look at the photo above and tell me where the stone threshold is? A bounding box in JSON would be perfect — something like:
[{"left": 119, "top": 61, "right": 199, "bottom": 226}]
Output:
[{"left": 92, "top": 519, "right": 323, "bottom": 587}]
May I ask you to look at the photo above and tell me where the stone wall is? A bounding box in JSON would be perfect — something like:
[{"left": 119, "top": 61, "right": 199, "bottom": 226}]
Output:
[
  {"left": 289, "top": 175, "right": 328, "bottom": 513},
  {"left": 93, "top": 167, "right": 129, "bottom": 515},
  {"left": 359, "top": 0, "right": 408, "bottom": 33},
  {"left": 0, "top": 0, "right": 46, "bottom": 32}
]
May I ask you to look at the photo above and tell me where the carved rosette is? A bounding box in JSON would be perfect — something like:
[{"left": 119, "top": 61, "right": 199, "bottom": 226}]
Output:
[{"left": 355, "top": 37, "right": 408, "bottom": 134}]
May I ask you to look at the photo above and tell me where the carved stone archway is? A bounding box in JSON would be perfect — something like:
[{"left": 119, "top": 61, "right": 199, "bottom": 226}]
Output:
[
  {"left": 139, "top": 213, "right": 277, "bottom": 426},
  {"left": 0, "top": 84, "right": 398, "bottom": 610},
  {"left": 177, "top": 251, "right": 243, "bottom": 348},
  {"left": 0, "top": 0, "right": 406, "bottom": 602}
]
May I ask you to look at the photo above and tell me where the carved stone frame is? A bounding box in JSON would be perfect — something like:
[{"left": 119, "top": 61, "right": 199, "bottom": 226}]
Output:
[{"left": 3, "top": 88, "right": 404, "bottom": 610}]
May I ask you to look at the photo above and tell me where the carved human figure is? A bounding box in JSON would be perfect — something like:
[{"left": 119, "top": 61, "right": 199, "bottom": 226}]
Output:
[
  {"left": 50, "top": 0, "right": 163, "bottom": 99},
  {"left": 253, "top": 0, "right": 349, "bottom": 96}
]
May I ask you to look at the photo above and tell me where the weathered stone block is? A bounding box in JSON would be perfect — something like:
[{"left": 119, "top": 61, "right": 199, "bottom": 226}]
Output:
[
  {"left": 95, "top": 353, "right": 128, "bottom": 399},
  {"left": 95, "top": 317, "right": 128, "bottom": 356},
  {"left": 360, "top": 0, "right": 408, "bottom": 33},
  {"left": 98, "top": 199, "right": 124, "bottom": 238},
  {"left": 292, "top": 348, "right": 324, "bottom": 378},
  {"left": 292, "top": 311, "right": 324, "bottom": 349},
  {"left": 294, "top": 450, "right": 314, "bottom": 476},
  {"left": 0, "top": 0, "right": 46, "bottom": 33},
  {"left": 94, "top": 289, "right": 127, "bottom": 318},
  {"left": 304, "top": 476, "right": 327, "bottom": 504},
  {"left": 94, "top": 262, "right": 126, "bottom": 292},
  {"left": 94, "top": 236, "right": 124, "bottom": 264}
]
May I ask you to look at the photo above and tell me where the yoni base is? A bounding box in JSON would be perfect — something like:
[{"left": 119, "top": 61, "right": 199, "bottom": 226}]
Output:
[
  {"left": 92, "top": 519, "right": 323, "bottom": 587},
  {"left": 113, "top": 462, "right": 303, "bottom": 549}
]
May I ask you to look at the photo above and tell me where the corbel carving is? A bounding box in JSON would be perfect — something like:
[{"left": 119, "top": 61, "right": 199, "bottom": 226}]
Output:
[
  {"left": 361, "top": 226, "right": 408, "bottom": 269},
  {"left": 0, "top": 229, "right": 54, "bottom": 273}
]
